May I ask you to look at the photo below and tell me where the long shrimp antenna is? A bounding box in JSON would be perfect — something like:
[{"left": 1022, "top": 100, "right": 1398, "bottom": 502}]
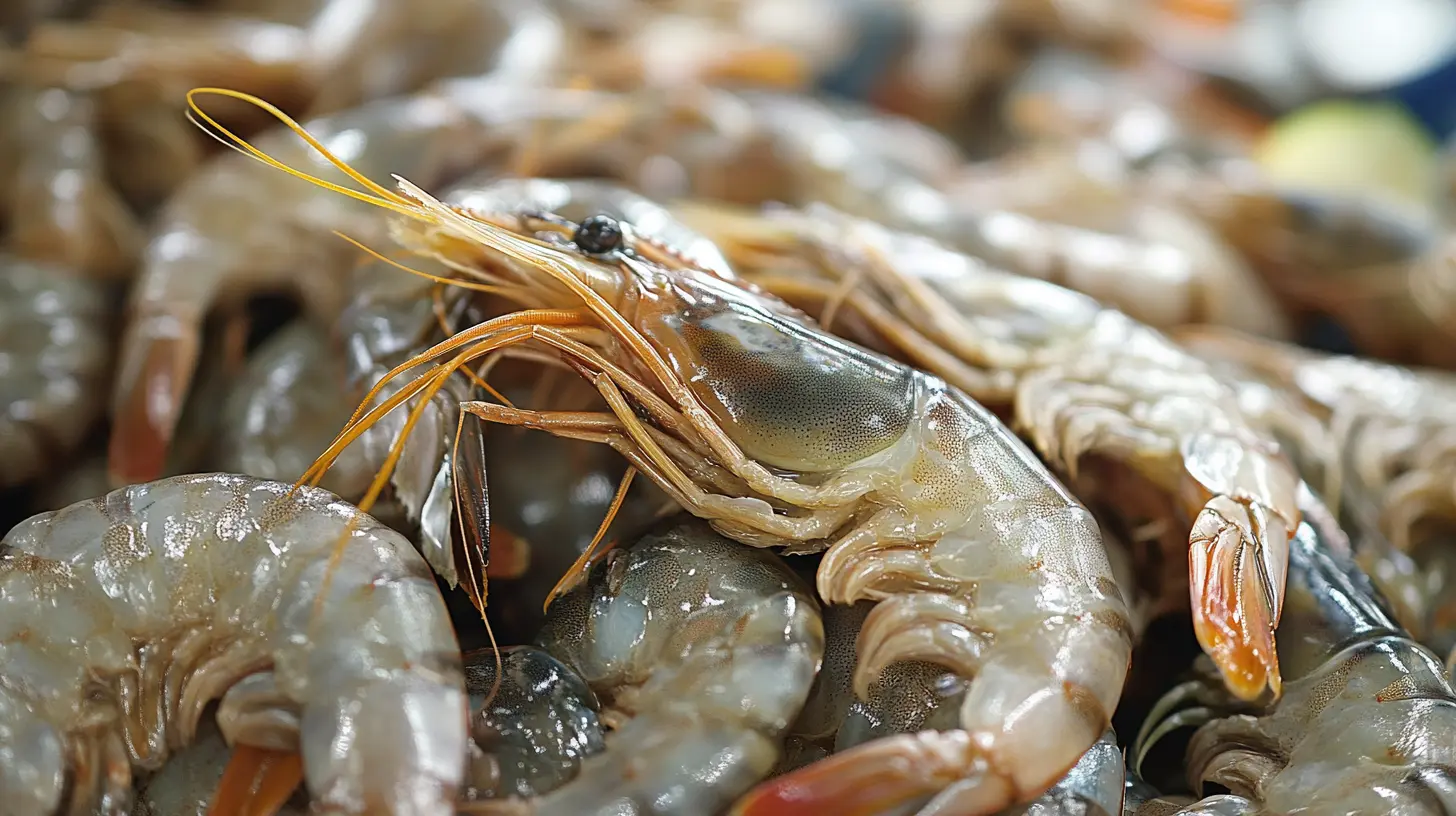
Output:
[
  {"left": 333, "top": 230, "right": 519, "bottom": 297},
  {"left": 187, "top": 87, "right": 704, "bottom": 433},
  {"left": 543, "top": 466, "right": 636, "bottom": 613},
  {"left": 184, "top": 87, "right": 417, "bottom": 218}
]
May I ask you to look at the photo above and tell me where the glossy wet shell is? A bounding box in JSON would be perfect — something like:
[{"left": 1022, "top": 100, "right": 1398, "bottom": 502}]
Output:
[
  {"left": 463, "top": 646, "right": 605, "bottom": 800},
  {"left": 780, "top": 602, "right": 969, "bottom": 770},
  {"left": 647, "top": 274, "right": 914, "bottom": 473},
  {"left": 531, "top": 517, "right": 824, "bottom": 816},
  {"left": 0, "top": 474, "right": 466, "bottom": 815},
  {"left": 537, "top": 517, "right": 820, "bottom": 718}
]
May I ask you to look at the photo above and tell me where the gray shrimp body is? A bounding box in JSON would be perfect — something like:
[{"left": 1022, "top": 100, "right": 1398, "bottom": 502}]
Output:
[
  {"left": 523, "top": 518, "right": 824, "bottom": 816},
  {"left": 0, "top": 473, "right": 467, "bottom": 815}
]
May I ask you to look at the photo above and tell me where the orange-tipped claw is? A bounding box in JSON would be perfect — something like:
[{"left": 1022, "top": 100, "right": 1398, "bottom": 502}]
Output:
[
  {"left": 109, "top": 331, "right": 197, "bottom": 486},
  {"left": 730, "top": 732, "right": 990, "bottom": 816},
  {"left": 1189, "top": 496, "right": 1288, "bottom": 700},
  {"left": 208, "top": 744, "right": 304, "bottom": 816}
]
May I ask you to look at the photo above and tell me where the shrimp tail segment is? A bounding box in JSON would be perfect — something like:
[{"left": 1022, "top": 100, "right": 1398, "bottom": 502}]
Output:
[
  {"left": 729, "top": 732, "right": 995, "bottom": 816},
  {"left": 109, "top": 326, "right": 196, "bottom": 485},
  {"left": 208, "top": 745, "right": 303, "bottom": 816}
]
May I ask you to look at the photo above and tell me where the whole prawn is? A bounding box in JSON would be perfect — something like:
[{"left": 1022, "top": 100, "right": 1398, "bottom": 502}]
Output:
[
  {"left": 653, "top": 90, "right": 1287, "bottom": 339},
  {"left": 683, "top": 202, "right": 1300, "bottom": 701},
  {"left": 1135, "top": 486, "right": 1456, "bottom": 814},
  {"left": 209, "top": 175, "right": 717, "bottom": 602},
  {"left": 201, "top": 95, "right": 1134, "bottom": 814},
  {"left": 0, "top": 473, "right": 467, "bottom": 815}
]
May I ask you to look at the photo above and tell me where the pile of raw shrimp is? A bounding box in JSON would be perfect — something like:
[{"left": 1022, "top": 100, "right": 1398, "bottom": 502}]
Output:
[{"left": 5, "top": 2, "right": 1456, "bottom": 815}]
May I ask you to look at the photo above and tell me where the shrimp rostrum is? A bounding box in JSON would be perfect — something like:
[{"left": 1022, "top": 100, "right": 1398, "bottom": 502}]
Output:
[{"left": 203, "top": 94, "right": 1134, "bottom": 814}]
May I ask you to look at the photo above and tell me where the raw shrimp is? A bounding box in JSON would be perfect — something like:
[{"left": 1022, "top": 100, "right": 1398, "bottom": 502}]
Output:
[
  {"left": 0, "top": 473, "right": 467, "bottom": 815},
  {"left": 1175, "top": 326, "right": 1456, "bottom": 553},
  {"left": 1137, "top": 485, "right": 1456, "bottom": 814},
  {"left": 685, "top": 203, "right": 1298, "bottom": 700},
  {"left": 209, "top": 176, "right": 716, "bottom": 594},
  {"left": 0, "top": 253, "right": 111, "bottom": 490},
  {"left": 21, "top": 0, "right": 564, "bottom": 204},
  {"left": 219, "top": 114, "right": 1136, "bottom": 810},
  {"left": 515, "top": 88, "right": 1276, "bottom": 339},
  {"left": 7, "top": 83, "right": 143, "bottom": 278},
  {"left": 108, "top": 80, "right": 642, "bottom": 487},
  {"left": 510, "top": 517, "right": 822, "bottom": 816},
  {"left": 657, "top": 92, "right": 1287, "bottom": 339}
]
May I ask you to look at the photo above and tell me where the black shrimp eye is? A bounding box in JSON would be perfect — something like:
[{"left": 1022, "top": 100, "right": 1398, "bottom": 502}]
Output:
[{"left": 573, "top": 215, "right": 624, "bottom": 254}]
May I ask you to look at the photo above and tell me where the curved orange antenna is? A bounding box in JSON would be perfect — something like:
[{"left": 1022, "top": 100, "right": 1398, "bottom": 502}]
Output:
[
  {"left": 294, "top": 311, "right": 584, "bottom": 491},
  {"left": 185, "top": 88, "right": 415, "bottom": 217}
]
